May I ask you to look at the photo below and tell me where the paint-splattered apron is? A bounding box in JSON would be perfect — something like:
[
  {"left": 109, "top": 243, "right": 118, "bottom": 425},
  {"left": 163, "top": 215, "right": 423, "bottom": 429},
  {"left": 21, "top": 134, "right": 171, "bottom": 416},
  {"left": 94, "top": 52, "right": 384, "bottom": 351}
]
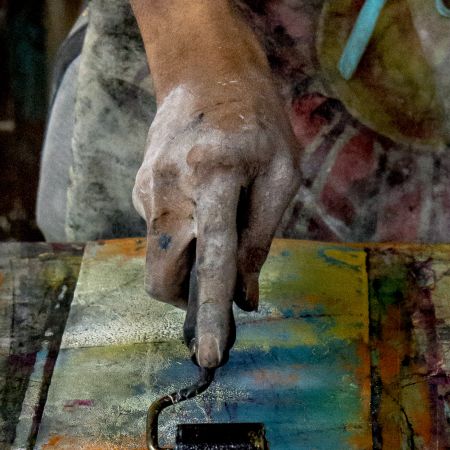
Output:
[{"left": 45, "top": 0, "right": 450, "bottom": 242}]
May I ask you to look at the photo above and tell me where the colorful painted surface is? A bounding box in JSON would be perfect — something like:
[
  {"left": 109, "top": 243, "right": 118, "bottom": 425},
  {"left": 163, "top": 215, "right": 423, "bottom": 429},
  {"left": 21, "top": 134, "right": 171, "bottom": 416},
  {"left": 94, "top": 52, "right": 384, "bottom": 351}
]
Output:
[
  {"left": 367, "top": 245, "right": 450, "bottom": 448},
  {"left": 0, "top": 243, "right": 83, "bottom": 448},
  {"left": 35, "top": 239, "right": 450, "bottom": 449}
]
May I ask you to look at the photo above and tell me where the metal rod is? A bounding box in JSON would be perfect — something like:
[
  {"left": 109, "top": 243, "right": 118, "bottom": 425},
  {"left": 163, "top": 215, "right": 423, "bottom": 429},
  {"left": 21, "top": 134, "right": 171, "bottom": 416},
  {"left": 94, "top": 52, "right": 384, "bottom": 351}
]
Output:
[{"left": 146, "top": 367, "right": 216, "bottom": 450}]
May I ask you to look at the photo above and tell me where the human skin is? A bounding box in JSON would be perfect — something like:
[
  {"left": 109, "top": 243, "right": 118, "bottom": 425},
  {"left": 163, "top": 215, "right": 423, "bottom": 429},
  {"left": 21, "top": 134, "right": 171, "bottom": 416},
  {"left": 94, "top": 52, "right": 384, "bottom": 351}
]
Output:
[{"left": 129, "top": 0, "right": 301, "bottom": 368}]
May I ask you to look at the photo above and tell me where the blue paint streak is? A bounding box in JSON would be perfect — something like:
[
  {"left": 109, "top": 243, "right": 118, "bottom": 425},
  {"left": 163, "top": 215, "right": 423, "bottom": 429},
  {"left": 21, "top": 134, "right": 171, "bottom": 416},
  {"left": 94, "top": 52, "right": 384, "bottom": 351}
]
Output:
[
  {"left": 436, "top": 0, "right": 450, "bottom": 17},
  {"left": 338, "top": 0, "right": 388, "bottom": 80},
  {"left": 154, "top": 339, "right": 365, "bottom": 448},
  {"left": 132, "top": 383, "right": 146, "bottom": 395},
  {"left": 281, "top": 305, "right": 334, "bottom": 327},
  {"left": 35, "top": 345, "right": 49, "bottom": 364},
  {"left": 158, "top": 234, "right": 172, "bottom": 250}
]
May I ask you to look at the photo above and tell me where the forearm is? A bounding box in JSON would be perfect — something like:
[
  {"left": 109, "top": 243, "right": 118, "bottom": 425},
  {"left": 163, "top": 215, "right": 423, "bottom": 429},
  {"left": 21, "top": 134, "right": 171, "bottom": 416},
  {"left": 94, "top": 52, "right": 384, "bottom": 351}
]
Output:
[{"left": 129, "top": 0, "right": 271, "bottom": 104}]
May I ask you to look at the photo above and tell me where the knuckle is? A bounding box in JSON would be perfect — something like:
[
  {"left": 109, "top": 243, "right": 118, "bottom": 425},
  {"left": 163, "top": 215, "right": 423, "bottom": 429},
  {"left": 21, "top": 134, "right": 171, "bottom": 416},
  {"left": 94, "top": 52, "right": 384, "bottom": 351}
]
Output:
[
  {"left": 151, "top": 159, "right": 179, "bottom": 180},
  {"left": 133, "top": 169, "right": 153, "bottom": 219},
  {"left": 144, "top": 144, "right": 180, "bottom": 180},
  {"left": 134, "top": 165, "right": 153, "bottom": 198},
  {"left": 187, "top": 144, "right": 241, "bottom": 175},
  {"left": 271, "top": 154, "right": 299, "bottom": 187}
]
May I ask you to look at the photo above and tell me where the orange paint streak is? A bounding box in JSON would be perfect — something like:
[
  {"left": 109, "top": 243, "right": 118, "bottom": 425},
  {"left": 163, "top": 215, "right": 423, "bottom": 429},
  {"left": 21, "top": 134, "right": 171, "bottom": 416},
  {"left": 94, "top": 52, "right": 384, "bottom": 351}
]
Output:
[
  {"left": 403, "top": 376, "right": 433, "bottom": 447},
  {"left": 347, "top": 426, "right": 373, "bottom": 450},
  {"left": 43, "top": 434, "right": 147, "bottom": 450},
  {"left": 92, "top": 238, "right": 146, "bottom": 260},
  {"left": 44, "top": 435, "right": 63, "bottom": 446},
  {"left": 377, "top": 304, "right": 403, "bottom": 448},
  {"left": 0, "top": 272, "right": 4, "bottom": 287},
  {"left": 376, "top": 299, "right": 434, "bottom": 448},
  {"left": 346, "top": 339, "right": 373, "bottom": 449},
  {"left": 355, "top": 339, "right": 371, "bottom": 417},
  {"left": 378, "top": 305, "right": 402, "bottom": 384}
]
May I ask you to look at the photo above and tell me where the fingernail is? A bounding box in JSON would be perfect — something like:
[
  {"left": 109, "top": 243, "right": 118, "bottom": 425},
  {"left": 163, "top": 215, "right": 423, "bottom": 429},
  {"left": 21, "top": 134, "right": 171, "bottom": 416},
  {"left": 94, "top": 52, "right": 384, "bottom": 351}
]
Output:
[{"left": 197, "top": 333, "right": 221, "bottom": 368}]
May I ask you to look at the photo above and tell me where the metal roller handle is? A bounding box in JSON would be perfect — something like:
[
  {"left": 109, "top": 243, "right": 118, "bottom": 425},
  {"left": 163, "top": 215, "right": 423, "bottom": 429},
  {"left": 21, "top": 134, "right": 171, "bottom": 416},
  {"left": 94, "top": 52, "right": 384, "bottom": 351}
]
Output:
[{"left": 146, "top": 367, "right": 216, "bottom": 450}]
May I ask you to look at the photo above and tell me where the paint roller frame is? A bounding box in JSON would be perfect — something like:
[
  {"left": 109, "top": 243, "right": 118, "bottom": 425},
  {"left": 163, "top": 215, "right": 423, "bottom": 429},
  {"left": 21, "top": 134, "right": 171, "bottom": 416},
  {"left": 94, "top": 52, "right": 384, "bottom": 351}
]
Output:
[{"left": 145, "top": 367, "right": 268, "bottom": 450}]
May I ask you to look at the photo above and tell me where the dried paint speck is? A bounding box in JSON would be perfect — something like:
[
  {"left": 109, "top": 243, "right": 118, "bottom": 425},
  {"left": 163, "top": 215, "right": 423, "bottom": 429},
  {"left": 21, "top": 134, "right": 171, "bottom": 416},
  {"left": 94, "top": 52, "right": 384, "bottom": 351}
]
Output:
[{"left": 159, "top": 234, "right": 172, "bottom": 250}]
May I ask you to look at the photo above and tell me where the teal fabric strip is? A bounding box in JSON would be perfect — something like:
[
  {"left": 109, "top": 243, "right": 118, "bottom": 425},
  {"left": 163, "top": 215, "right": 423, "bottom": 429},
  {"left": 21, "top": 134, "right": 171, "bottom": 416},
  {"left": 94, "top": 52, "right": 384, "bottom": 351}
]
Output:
[
  {"left": 338, "top": 0, "right": 388, "bottom": 80},
  {"left": 436, "top": 0, "right": 450, "bottom": 17}
]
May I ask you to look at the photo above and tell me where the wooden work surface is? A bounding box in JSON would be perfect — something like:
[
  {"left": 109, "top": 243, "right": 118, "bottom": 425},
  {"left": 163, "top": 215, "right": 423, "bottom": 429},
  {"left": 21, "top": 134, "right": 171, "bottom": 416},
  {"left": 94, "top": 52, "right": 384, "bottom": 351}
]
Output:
[{"left": 3, "top": 238, "right": 450, "bottom": 449}]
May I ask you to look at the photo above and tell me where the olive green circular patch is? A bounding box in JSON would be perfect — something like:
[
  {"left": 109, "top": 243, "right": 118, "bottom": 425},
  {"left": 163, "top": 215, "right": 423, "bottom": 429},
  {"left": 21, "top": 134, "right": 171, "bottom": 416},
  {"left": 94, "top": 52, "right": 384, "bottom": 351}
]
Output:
[{"left": 317, "top": 0, "right": 445, "bottom": 150}]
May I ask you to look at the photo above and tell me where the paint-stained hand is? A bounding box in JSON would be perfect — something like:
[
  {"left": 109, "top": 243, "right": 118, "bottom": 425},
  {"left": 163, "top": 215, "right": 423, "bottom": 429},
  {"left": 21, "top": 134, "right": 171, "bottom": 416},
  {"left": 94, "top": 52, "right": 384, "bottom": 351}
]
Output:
[
  {"left": 130, "top": 0, "right": 301, "bottom": 369},
  {"left": 133, "top": 83, "right": 301, "bottom": 368}
]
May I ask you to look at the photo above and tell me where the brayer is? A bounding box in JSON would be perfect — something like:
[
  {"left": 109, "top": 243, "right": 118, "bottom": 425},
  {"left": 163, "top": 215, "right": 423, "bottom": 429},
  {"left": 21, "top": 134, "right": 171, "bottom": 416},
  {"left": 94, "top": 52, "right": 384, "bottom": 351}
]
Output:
[
  {"left": 145, "top": 268, "right": 268, "bottom": 450},
  {"left": 146, "top": 367, "right": 268, "bottom": 449}
]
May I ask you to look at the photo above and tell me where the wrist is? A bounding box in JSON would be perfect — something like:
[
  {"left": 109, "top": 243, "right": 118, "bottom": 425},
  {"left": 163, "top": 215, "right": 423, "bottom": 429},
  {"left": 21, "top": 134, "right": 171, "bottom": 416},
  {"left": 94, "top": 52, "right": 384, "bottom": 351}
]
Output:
[{"left": 130, "top": 0, "right": 270, "bottom": 103}]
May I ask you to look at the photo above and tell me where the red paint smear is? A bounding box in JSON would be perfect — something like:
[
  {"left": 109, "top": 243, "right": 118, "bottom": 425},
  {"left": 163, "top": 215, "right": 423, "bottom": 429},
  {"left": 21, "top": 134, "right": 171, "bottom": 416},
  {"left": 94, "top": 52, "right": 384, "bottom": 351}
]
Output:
[{"left": 64, "top": 399, "right": 94, "bottom": 409}]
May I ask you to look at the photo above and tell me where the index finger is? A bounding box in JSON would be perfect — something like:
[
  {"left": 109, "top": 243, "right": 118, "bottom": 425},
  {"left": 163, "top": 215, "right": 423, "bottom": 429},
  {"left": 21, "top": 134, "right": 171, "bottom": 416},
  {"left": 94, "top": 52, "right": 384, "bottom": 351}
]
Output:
[{"left": 193, "top": 174, "right": 241, "bottom": 368}]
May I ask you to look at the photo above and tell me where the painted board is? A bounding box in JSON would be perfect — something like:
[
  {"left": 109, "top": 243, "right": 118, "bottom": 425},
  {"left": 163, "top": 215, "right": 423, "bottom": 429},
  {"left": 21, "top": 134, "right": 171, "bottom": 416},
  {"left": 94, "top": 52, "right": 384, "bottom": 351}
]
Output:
[
  {"left": 0, "top": 243, "right": 83, "bottom": 449},
  {"left": 366, "top": 245, "right": 450, "bottom": 448},
  {"left": 35, "top": 239, "right": 450, "bottom": 449}
]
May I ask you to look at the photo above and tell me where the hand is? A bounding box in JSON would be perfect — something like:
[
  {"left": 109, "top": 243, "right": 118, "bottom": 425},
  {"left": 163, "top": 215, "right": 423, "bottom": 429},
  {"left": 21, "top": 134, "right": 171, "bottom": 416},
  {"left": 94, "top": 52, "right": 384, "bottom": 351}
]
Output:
[
  {"left": 133, "top": 81, "right": 301, "bottom": 367},
  {"left": 130, "top": 0, "right": 301, "bottom": 368}
]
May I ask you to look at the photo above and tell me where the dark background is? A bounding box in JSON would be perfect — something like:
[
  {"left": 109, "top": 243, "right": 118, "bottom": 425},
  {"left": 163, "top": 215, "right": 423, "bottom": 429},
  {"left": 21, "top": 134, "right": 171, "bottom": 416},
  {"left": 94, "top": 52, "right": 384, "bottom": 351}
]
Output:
[{"left": 0, "top": 0, "right": 82, "bottom": 241}]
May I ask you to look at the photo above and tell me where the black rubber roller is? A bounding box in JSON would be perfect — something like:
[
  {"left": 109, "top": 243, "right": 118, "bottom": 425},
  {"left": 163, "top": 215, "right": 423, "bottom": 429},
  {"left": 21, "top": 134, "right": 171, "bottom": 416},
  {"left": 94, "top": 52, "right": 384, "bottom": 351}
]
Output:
[
  {"left": 146, "top": 368, "right": 268, "bottom": 450},
  {"left": 175, "top": 423, "right": 268, "bottom": 449}
]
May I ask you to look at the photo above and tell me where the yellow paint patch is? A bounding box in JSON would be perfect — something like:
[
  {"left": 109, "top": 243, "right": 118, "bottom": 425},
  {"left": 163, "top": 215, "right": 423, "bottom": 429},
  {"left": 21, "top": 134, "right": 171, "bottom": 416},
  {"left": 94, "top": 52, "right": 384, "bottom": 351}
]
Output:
[{"left": 261, "top": 240, "right": 369, "bottom": 344}]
